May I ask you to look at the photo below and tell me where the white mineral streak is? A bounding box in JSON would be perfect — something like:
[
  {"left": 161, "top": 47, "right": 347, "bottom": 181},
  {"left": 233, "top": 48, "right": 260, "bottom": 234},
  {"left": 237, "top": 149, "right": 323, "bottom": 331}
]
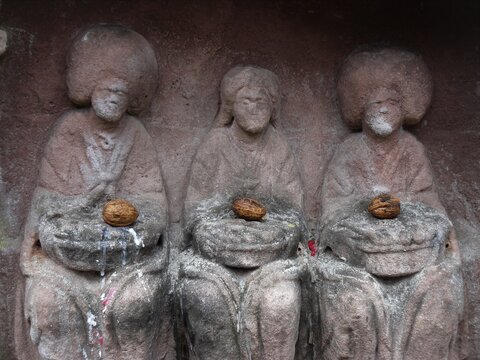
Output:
[
  {"left": 82, "top": 348, "right": 89, "bottom": 360},
  {"left": 86, "top": 311, "right": 97, "bottom": 343},
  {"left": 120, "top": 239, "right": 128, "bottom": 266},
  {"left": 128, "top": 228, "right": 144, "bottom": 247},
  {"left": 87, "top": 311, "right": 97, "bottom": 327},
  {"left": 136, "top": 270, "right": 151, "bottom": 302},
  {"left": 373, "top": 184, "right": 390, "bottom": 195},
  {"left": 366, "top": 113, "right": 393, "bottom": 136},
  {"left": 99, "top": 229, "right": 108, "bottom": 278}
]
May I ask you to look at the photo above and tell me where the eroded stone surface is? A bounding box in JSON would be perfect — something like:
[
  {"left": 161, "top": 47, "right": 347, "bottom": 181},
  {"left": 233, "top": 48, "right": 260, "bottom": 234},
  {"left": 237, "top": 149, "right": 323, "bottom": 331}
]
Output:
[
  {"left": 179, "top": 66, "right": 307, "bottom": 360},
  {"left": 322, "top": 201, "right": 451, "bottom": 277},
  {"left": 313, "top": 48, "right": 467, "bottom": 359},
  {"left": 0, "top": 29, "right": 7, "bottom": 57},
  {"left": 0, "top": 5, "right": 475, "bottom": 358},
  {"left": 17, "top": 24, "right": 174, "bottom": 360}
]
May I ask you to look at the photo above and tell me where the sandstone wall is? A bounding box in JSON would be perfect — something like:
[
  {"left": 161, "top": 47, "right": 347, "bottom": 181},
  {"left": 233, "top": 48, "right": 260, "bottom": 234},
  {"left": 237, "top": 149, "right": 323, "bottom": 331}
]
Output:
[{"left": 0, "top": 0, "right": 479, "bottom": 358}]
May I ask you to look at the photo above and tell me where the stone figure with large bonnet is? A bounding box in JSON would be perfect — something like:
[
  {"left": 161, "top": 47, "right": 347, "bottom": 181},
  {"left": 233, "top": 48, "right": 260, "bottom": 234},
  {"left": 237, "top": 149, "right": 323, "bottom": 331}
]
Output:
[
  {"left": 19, "top": 24, "right": 173, "bottom": 360},
  {"left": 179, "top": 65, "right": 306, "bottom": 360},
  {"left": 313, "top": 48, "right": 466, "bottom": 359}
]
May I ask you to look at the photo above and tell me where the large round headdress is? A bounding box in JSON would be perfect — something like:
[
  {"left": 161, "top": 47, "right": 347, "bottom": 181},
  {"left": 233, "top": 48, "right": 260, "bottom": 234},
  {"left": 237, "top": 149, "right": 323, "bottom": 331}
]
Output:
[
  {"left": 66, "top": 24, "right": 158, "bottom": 115},
  {"left": 337, "top": 48, "right": 433, "bottom": 129},
  {"left": 215, "top": 65, "right": 280, "bottom": 126}
]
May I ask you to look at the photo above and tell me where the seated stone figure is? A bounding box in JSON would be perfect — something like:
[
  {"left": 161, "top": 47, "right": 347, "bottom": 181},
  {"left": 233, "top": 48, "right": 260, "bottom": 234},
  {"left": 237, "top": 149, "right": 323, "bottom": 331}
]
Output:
[
  {"left": 179, "top": 66, "right": 306, "bottom": 360},
  {"left": 19, "top": 25, "right": 173, "bottom": 360},
  {"left": 313, "top": 48, "right": 466, "bottom": 359}
]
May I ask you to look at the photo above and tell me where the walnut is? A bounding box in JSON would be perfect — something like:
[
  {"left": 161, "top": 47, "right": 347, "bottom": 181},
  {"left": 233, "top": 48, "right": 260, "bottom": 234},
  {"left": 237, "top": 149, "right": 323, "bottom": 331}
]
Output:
[
  {"left": 102, "top": 199, "right": 139, "bottom": 227},
  {"left": 368, "top": 194, "right": 401, "bottom": 219},
  {"left": 232, "top": 198, "right": 267, "bottom": 221}
]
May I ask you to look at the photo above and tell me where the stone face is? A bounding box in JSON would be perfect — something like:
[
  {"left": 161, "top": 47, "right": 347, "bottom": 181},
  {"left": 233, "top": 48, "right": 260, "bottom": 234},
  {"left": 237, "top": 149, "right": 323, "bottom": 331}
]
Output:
[
  {"left": 17, "top": 24, "right": 174, "bottom": 360},
  {"left": 179, "top": 66, "right": 306, "bottom": 359},
  {"left": 66, "top": 24, "right": 158, "bottom": 116}
]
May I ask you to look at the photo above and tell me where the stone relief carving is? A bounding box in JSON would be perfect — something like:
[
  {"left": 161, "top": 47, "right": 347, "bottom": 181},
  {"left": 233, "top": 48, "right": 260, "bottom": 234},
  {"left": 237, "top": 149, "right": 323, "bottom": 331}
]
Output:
[
  {"left": 13, "top": 24, "right": 468, "bottom": 360},
  {"left": 312, "top": 48, "right": 466, "bottom": 359},
  {"left": 178, "top": 66, "right": 306, "bottom": 360},
  {"left": 19, "top": 24, "right": 173, "bottom": 360}
]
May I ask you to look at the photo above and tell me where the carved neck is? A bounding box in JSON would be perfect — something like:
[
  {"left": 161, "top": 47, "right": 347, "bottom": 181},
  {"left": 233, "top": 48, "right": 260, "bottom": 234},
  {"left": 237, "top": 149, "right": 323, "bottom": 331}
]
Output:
[
  {"left": 230, "top": 121, "right": 269, "bottom": 148},
  {"left": 362, "top": 128, "right": 403, "bottom": 155},
  {"left": 89, "top": 109, "right": 125, "bottom": 132}
]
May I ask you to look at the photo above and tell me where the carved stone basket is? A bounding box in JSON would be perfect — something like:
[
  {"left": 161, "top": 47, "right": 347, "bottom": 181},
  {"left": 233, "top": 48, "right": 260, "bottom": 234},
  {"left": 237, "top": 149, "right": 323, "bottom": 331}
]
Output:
[
  {"left": 38, "top": 204, "right": 163, "bottom": 272},
  {"left": 192, "top": 209, "right": 302, "bottom": 268},
  {"left": 323, "top": 202, "right": 452, "bottom": 277}
]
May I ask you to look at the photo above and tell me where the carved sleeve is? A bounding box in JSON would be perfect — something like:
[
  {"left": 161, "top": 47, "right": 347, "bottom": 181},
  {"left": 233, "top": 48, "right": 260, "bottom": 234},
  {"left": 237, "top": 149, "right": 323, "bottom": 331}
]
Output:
[
  {"left": 273, "top": 145, "right": 304, "bottom": 212},
  {"left": 38, "top": 113, "right": 86, "bottom": 195},
  {"left": 183, "top": 133, "right": 224, "bottom": 229},
  {"left": 407, "top": 142, "right": 446, "bottom": 213},
  {"left": 117, "top": 121, "right": 165, "bottom": 199},
  {"left": 320, "top": 146, "right": 355, "bottom": 223}
]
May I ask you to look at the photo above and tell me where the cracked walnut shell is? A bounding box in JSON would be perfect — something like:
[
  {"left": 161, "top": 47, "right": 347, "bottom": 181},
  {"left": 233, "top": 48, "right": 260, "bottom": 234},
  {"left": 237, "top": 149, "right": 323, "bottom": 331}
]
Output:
[
  {"left": 232, "top": 198, "right": 267, "bottom": 221},
  {"left": 368, "top": 194, "right": 401, "bottom": 219},
  {"left": 102, "top": 199, "right": 139, "bottom": 227}
]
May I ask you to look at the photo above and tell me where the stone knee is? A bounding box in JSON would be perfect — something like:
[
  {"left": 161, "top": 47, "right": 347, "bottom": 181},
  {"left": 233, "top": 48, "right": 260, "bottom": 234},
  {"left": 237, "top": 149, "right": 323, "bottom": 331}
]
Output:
[
  {"left": 404, "top": 265, "right": 464, "bottom": 359},
  {"left": 25, "top": 281, "right": 86, "bottom": 360},
  {"left": 180, "top": 277, "right": 241, "bottom": 360},
  {"left": 106, "top": 273, "right": 164, "bottom": 359},
  {"left": 256, "top": 280, "right": 301, "bottom": 360},
  {"left": 319, "top": 279, "right": 386, "bottom": 359}
]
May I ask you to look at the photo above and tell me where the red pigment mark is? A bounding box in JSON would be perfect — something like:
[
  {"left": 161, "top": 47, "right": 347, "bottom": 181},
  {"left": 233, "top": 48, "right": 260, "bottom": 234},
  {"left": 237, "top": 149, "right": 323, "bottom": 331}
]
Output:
[
  {"left": 92, "top": 330, "right": 104, "bottom": 346},
  {"left": 308, "top": 240, "right": 317, "bottom": 256},
  {"left": 102, "top": 288, "right": 117, "bottom": 307}
]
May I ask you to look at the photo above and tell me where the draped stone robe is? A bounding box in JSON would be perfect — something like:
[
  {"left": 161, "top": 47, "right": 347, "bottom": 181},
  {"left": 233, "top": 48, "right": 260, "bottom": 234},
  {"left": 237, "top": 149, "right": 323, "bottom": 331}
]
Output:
[
  {"left": 314, "top": 130, "right": 466, "bottom": 360},
  {"left": 20, "top": 109, "right": 173, "bottom": 360},
  {"left": 180, "top": 124, "right": 306, "bottom": 360}
]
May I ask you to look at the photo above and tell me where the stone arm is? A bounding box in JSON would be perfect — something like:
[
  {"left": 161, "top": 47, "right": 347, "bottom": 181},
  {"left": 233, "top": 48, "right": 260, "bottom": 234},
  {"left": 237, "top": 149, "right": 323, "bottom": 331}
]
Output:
[
  {"left": 37, "top": 113, "right": 87, "bottom": 196},
  {"left": 116, "top": 122, "right": 168, "bottom": 232},
  {"left": 20, "top": 113, "right": 83, "bottom": 275},
  {"left": 407, "top": 144, "right": 462, "bottom": 258},
  {"left": 319, "top": 149, "right": 356, "bottom": 228},
  {"left": 407, "top": 145, "right": 445, "bottom": 213},
  {"left": 20, "top": 188, "right": 48, "bottom": 276},
  {"left": 183, "top": 139, "right": 225, "bottom": 232},
  {"left": 273, "top": 147, "right": 304, "bottom": 213},
  {"left": 21, "top": 118, "right": 167, "bottom": 273}
]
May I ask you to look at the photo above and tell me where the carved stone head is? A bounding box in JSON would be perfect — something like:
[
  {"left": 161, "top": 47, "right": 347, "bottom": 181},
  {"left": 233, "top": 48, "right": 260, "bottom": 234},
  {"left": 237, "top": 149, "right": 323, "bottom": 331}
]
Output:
[
  {"left": 66, "top": 24, "right": 158, "bottom": 119},
  {"left": 215, "top": 65, "right": 280, "bottom": 134},
  {"left": 336, "top": 47, "right": 433, "bottom": 135}
]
